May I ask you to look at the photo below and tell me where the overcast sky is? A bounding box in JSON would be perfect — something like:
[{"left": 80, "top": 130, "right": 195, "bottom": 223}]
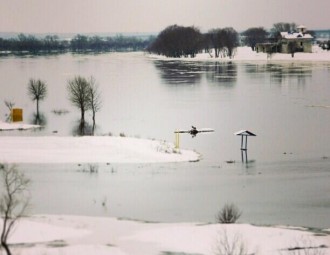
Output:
[{"left": 1, "top": 0, "right": 330, "bottom": 34}]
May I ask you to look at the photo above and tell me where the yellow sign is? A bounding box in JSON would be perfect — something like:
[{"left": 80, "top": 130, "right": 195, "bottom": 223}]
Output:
[{"left": 12, "top": 108, "right": 23, "bottom": 122}]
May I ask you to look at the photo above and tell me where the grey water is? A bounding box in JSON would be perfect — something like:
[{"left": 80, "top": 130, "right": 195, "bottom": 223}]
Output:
[{"left": 1, "top": 52, "right": 330, "bottom": 228}]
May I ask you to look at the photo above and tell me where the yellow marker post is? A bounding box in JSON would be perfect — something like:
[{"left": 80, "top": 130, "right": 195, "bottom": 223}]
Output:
[
  {"left": 175, "top": 130, "right": 180, "bottom": 149},
  {"left": 11, "top": 108, "right": 23, "bottom": 122}
]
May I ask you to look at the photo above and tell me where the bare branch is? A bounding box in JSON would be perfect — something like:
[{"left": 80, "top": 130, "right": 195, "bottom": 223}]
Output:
[{"left": 0, "top": 163, "right": 30, "bottom": 255}]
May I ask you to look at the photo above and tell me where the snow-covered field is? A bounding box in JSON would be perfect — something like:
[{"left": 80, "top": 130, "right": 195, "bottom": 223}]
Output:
[
  {"left": 1, "top": 215, "right": 329, "bottom": 255},
  {"left": 0, "top": 136, "right": 199, "bottom": 164},
  {"left": 0, "top": 122, "right": 199, "bottom": 164},
  {"left": 0, "top": 121, "right": 40, "bottom": 131}
]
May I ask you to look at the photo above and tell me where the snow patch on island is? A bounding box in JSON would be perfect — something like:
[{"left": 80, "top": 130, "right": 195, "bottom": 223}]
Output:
[{"left": 0, "top": 136, "right": 199, "bottom": 164}]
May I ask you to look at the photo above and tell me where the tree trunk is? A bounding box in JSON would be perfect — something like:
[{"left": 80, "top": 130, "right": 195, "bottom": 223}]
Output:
[
  {"left": 36, "top": 99, "right": 39, "bottom": 117},
  {"left": 36, "top": 99, "right": 40, "bottom": 124},
  {"left": 1, "top": 241, "right": 12, "bottom": 255},
  {"left": 1, "top": 213, "right": 10, "bottom": 255},
  {"left": 92, "top": 110, "right": 96, "bottom": 136},
  {"left": 80, "top": 109, "right": 85, "bottom": 135},
  {"left": 1, "top": 226, "right": 12, "bottom": 255},
  {"left": 215, "top": 48, "right": 219, "bottom": 58}
]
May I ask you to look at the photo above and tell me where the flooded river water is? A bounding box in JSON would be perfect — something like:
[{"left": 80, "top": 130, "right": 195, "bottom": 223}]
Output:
[{"left": 1, "top": 52, "right": 330, "bottom": 228}]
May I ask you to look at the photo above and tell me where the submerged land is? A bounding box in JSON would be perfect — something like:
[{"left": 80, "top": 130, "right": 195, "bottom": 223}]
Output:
[{"left": 1, "top": 46, "right": 330, "bottom": 254}]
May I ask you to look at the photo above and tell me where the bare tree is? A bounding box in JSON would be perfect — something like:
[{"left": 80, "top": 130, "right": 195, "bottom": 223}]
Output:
[
  {"left": 271, "top": 22, "right": 297, "bottom": 40},
  {"left": 87, "top": 77, "right": 102, "bottom": 135},
  {"left": 27, "top": 79, "right": 47, "bottom": 124},
  {"left": 243, "top": 27, "right": 269, "bottom": 51},
  {"left": 0, "top": 164, "right": 30, "bottom": 255},
  {"left": 207, "top": 28, "right": 224, "bottom": 58},
  {"left": 206, "top": 27, "right": 239, "bottom": 58},
  {"left": 147, "top": 24, "right": 203, "bottom": 58},
  {"left": 4, "top": 101, "right": 15, "bottom": 122},
  {"left": 67, "top": 76, "right": 91, "bottom": 135},
  {"left": 288, "top": 41, "right": 298, "bottom": 58},
  {"left": 214, "top": 228, "right": 248, "bottom": 255},
  {"left": 221, "top": 27, "right": 239, "bottom": 58}
]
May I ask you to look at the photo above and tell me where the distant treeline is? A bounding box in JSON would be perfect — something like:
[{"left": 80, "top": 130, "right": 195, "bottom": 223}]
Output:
[
  {"left": 147, "top": 23, "right": 324, "bottom": 58},
  {"left": 147, "top": 25, "right": 240, "bottom": 58},
  {"left": 0, "top": 33, "right": 155, "bottom": 54}
]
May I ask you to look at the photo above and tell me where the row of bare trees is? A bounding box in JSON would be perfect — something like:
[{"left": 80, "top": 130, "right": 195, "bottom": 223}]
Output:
[
  {"left": 67, "top": 76, "right": 101, "bottom": 135},
  {"left": 7, "top": 76, "right": 101, "bottom": 135},
  {"left": 205, "top": 27, "right": 239, "bottom": 58},
  {"left": 147, "top": 24, "right": 239, "bottom": 58},
  {"left": 1, "top": 77, "right": 100, "bottom": 254},
  {"left": 148, "top": 22, "right": 316, "bottom": 58},
  {"left": 147, "top": 25, "right": 203, "bottom": 58}
]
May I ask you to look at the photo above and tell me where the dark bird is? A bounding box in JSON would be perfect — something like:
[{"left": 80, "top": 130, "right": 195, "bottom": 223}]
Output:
[{"left": 175, "top": 126, "right": 215, "bottom": 138}]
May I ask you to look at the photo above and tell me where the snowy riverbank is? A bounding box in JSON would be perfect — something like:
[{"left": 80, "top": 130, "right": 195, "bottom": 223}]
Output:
[
  {"left": 148, "top": 45, "right": 330, "bottom": 62},
  {"left": 0, "top": 121, "right": 40, "bottom": 131},
  {"left": 0, "top": 136, "right": 199, "bottom": 164},
  {"left": 2, "top": 214, "right": 330, "bottom": 255},
  {"left": 0, "top": 121, "right": 199, "bottom": 164}
]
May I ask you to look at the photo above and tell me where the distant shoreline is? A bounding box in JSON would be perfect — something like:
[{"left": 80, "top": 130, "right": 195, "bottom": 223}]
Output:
[
  {"left": 2, "top": 45, "right": 330, "bottom": 62},
  {"left": 148, "top": 45, "right": 330, "bottom": 62}
]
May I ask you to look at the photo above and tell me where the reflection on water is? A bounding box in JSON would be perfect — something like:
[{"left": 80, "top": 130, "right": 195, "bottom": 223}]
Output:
[
  {"left": 153, "top": 60, "right": 203, "bottom": 85},
  {"left": 154, "top": 60, "right": 315, "bottom": 90},
  {"left": 30, "top": 112, "right": 47, "bottom": 126},
  {"left": 153, "top": 60, "right": 237, "bottom": 86},
  {"left": 205, "top": 62, "right": 237, "bottom": 84},
  {"left": 267, "top": 63, "right": 312, "bottom": 88},
  {"left": 244, "top": 62, "right": 312, "bottom": 87},
  {"left": 72, "top": 120, "right": 94, "bottom": 136}
]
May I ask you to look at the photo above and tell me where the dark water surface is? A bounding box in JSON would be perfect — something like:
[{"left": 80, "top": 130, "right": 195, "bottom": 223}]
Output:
[{"left": 1, "top": 52, "right": 330, "bottom": 228}]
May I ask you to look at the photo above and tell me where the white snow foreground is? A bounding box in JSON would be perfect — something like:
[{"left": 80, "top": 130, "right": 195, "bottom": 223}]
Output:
[
  {"left": 0, "top": 136, "right": 199, "bottom": 164},
  {"left": 1, "top": 215, "right": 330, "bottom": 255}
]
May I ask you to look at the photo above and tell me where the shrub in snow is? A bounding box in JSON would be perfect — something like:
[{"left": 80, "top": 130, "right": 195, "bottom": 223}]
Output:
[
  {"left": 79, "top": 164, "right": 99, "bottom": 173},
  {"left": 88, "top": 164, "right": 99, "bottom": 173},
  {"left": 217, "top": 203, "right": 242, "bottom": 224}
]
